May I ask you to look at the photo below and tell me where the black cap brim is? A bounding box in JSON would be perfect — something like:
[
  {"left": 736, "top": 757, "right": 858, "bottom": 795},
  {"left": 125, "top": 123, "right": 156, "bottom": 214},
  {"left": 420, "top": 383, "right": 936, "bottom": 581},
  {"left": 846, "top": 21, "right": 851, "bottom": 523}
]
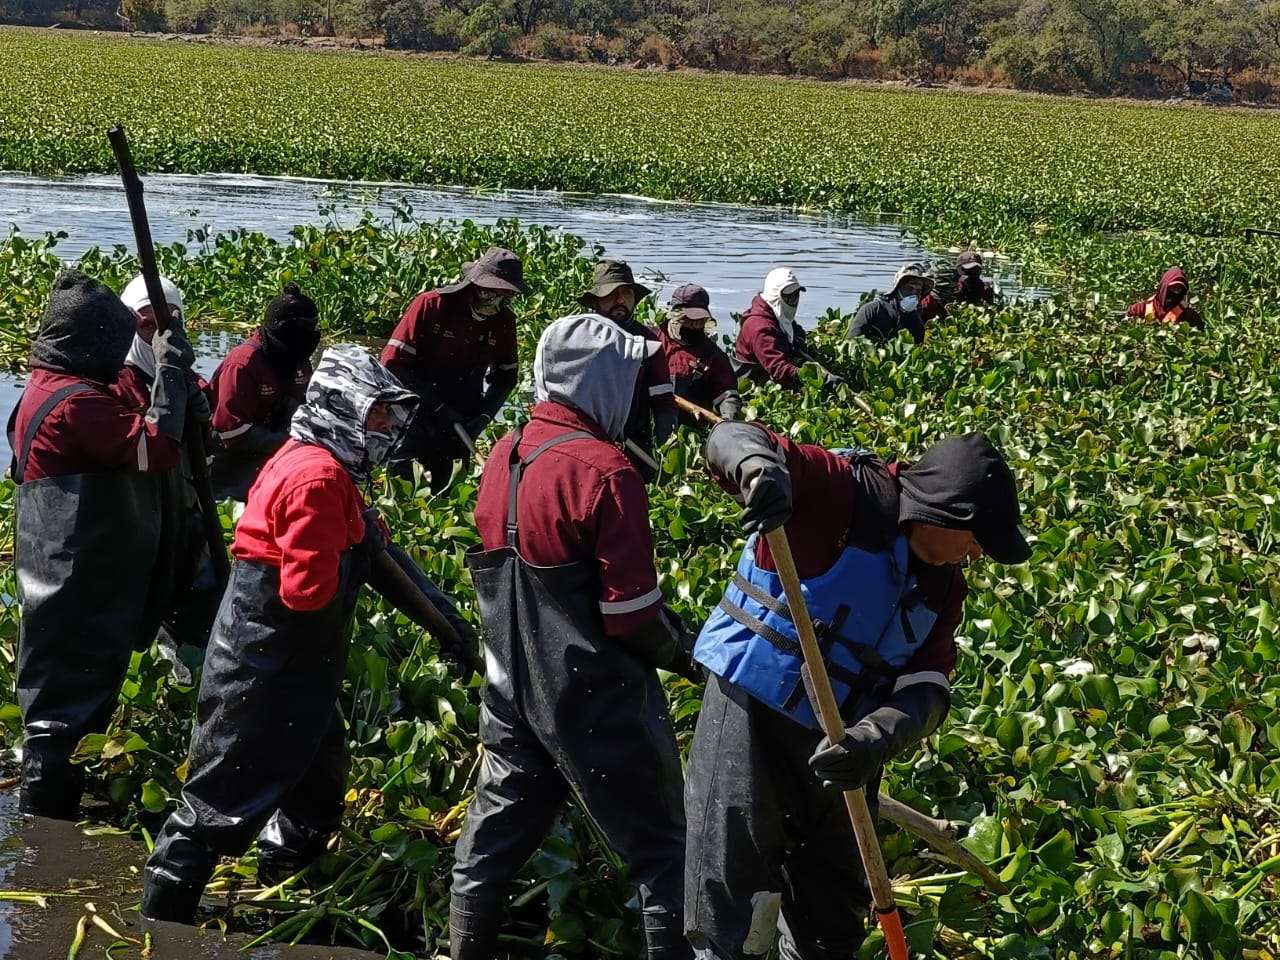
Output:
[{"left": 977, "top": 525, "right": 1032, "bottom": 564}]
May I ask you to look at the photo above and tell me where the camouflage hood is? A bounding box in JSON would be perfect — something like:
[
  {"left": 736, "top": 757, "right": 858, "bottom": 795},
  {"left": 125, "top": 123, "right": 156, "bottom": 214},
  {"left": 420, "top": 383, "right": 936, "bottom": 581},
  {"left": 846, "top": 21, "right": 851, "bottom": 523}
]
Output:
[{"left": 289, "top": 344, "right": 419, "bottom": 482}]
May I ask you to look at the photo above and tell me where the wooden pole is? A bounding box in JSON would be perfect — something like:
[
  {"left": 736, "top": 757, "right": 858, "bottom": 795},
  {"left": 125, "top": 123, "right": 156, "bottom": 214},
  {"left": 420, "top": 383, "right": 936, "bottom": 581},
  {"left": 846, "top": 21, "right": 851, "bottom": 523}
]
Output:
[{"left": 107, "top": 125, "right": 230, "bottom": 587}]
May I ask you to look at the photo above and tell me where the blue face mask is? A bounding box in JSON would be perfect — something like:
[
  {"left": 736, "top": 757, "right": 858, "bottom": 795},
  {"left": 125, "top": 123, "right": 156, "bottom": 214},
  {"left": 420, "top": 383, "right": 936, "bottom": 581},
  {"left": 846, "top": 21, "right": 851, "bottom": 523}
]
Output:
[{"left": 899, "top": 294, "right": 920, "bottom": 312}]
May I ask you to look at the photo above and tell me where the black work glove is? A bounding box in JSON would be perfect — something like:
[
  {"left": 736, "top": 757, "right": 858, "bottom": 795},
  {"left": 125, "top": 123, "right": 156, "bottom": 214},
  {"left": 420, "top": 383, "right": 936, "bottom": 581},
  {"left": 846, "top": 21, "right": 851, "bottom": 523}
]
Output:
[
  {"left": 459, "top": 414, "right": 490, "bottom": 441},
  {"left": 809, "top": 681, "right": 950, "bottom": 791},
  {"left": 809, "top": 724, "right": 887, "bottom": 792},
  {"left": 653, "top": 406, "right": 678, "bottom": 447},
  {"left": 740, "top": 456, "right": 792, "bottom": 534},
  {"left": 440, "top": 619, "right": 484, "bottom": 679},
  {"left": 186, "top": 377, "right": 211, "bottom": 424},
  {"left": 148, "top": 328, "right": 193, "bottom": 444},
  {"left": 153, "top": 325, "right": 196, "bottom": 371},
  {"left": 663, "top": 607, "right": 705, "bottom": 683},
  {"left": 705, "top": 420, "right": 793, "bottom": 534},
  {"left": 357, "top": 507, "right": 387, "bottom": 563}
]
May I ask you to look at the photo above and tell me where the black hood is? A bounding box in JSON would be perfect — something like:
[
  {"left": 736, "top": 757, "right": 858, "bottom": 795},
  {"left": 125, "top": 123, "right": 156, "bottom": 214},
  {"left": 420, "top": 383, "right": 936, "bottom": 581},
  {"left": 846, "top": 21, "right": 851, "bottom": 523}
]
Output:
[{"left": 30, "top": 270, "right": 136, "bottom": 383}]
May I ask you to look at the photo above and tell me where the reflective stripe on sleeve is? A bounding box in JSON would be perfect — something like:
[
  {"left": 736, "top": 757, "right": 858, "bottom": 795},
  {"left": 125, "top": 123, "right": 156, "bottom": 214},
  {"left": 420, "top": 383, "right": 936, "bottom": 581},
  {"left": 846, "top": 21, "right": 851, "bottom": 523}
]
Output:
[
  {"left": 216, "top": 422, "right": 253, "bottom": 441},
  {"left": 599, "top": 586, "right": 663, "bottom": 616},
  {"left": 497, "top": 362, "right": 519, "bottom": 371},
  {"left": 388, "top": 338, "right": 418, "bottom": 356},
  {"left": 136, "top": 435, "right": 149, "bottom": 471},
  {"left": 649, "top": 383, "right": 675, "bottom": 397},
  {"left": 892, "top": 671, "right": 950, "bottom": 693}
]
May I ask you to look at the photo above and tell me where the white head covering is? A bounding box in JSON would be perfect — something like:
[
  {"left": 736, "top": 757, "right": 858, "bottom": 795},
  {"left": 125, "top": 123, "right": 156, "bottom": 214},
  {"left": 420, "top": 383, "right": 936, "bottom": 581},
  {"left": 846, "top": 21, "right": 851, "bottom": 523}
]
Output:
[
  {"left": 120, "top": 274, "right": 185, "bottom": 380},
  {"left": 762, "top": 267, "right": 804, "bottom": 342}
]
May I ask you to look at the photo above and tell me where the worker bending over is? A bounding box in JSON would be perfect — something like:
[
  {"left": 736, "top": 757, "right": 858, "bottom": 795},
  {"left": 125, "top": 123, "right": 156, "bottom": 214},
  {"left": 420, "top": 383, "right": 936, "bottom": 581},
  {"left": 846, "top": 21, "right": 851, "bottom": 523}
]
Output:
[
  {"left": 685, "top": 422, "right": 1031, "bottom": 959},
  {"left": 382, "top": 248, "right": 525, "bottom": 491},
  {"left": 1126, "top": 267, "right": 1203, "bottom": 328},
  {"left": 142, "top": 346, "right": 475, "bottom": 922},
  {"left": 209, "top": 283, "right": 319, "bottom": 500}
]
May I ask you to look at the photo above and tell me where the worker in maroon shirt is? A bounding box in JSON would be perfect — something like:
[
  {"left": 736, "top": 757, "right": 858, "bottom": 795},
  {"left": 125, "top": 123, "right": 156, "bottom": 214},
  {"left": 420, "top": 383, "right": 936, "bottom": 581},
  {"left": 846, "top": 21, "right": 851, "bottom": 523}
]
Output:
[
  {"left": 208, "top": 283, "right": 318, "bottom": 500},
  {"left": 686, "top": 422, "right": 1031, "bottom": 959},
  {"left": 6, "top": 270, "right": 194, "bottom": 820},
  {"left": 657, "top": 283, "right": 741, "bottom": 423},
  {"left": 577, "top": 259, "right": 677, "bottom": 480},
  {"left": 381, "top": 248, "right": 526, "bottom": 492},
  {"left": 1125, "top": 266, "right": 1204, "bottom": 328},
  {"left": 451, "top": 314, "right": 693, "bottom": 960},
  {"left": 954, "top": 251, "right": 996, "bottom": 306},
  {"left": 143, "top": 345, "right": 477, "bottom": 923},
  {"left": 734, "top": 267, "right": 841, "bottom": 391},
  {"left": 114, "top": 274, "right": 219, "bottom": 665}
]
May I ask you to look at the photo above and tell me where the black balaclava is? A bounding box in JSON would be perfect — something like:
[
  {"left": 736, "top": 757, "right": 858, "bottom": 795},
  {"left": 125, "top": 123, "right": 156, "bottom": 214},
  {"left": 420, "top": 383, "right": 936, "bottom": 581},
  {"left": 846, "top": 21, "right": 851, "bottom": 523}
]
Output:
[
  {"left": 262, "top": 283, "right": 321, "bottom": 371},
  {"left": 898, "top": 433, "right": 1030, "bottom": 564},
  {"left": 30, "top": 270, "right": 136, "bottom": 384}
]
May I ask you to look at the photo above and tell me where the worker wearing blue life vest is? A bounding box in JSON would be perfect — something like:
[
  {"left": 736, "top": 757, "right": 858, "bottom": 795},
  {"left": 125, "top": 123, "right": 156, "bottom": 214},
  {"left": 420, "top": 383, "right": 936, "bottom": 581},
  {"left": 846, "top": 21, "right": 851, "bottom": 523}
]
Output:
[{"left": 684, "top": 421, "right": 1030, "bottom": 960}]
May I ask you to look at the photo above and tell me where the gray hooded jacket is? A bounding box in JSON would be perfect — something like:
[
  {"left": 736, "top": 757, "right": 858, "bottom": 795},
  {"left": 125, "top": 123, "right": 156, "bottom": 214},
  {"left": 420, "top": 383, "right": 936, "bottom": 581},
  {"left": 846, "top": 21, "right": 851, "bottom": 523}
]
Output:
[
  {"left": 532, "top": 312, "right": 658, "bottom": 440},
  {"left": 289, "top": 344, "right": 419, "bottom": 482}
]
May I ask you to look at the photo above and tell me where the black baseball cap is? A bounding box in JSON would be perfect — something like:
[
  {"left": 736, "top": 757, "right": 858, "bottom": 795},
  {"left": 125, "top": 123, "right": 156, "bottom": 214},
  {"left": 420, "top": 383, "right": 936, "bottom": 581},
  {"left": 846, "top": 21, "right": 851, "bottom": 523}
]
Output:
[
  {"left": 669, "top": 283, "right": 713, "bottom": 321},
  {"left": 897, "top": 433, "right": 1031, "bottom": 564}
]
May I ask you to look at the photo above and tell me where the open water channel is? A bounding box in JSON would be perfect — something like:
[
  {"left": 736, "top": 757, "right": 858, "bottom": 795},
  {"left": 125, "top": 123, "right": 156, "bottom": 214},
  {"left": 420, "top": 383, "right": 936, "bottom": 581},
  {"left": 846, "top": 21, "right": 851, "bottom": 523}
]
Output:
[{"left": 0, "top": 171, "right": 1046, "bottom": 459}]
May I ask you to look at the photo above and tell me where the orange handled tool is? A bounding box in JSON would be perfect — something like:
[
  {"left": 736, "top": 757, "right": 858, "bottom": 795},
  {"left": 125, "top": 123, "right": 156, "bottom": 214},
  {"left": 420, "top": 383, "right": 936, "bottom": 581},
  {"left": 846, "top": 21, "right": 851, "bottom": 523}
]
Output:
[{"left": 674, "top": 394, "right": 912, "bottom": 960}]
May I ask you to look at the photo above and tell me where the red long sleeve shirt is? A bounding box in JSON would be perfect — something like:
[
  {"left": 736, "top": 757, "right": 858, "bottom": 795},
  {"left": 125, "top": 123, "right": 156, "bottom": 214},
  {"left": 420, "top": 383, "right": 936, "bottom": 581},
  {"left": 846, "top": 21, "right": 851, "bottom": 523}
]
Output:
[
  {"left": 232, "top": 439, "right": 367, "bottom": 611},
  {"left": 10, "top": 368, "right": 181, "bottom": 482},
  {"left": 475, "top": 401, "right": 663, "bottom": 636}
]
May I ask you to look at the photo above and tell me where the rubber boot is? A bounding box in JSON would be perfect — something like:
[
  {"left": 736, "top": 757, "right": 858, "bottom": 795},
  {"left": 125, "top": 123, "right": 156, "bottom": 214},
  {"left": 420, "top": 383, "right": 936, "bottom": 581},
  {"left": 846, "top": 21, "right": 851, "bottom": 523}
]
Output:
[
  {"left": 643, "top": 908, "right": 695, "bottom": 960},
  {"left": 448, "top": 894, "right": 503, "bottom": 960},
  {"left": 19, "top": 749, "right": 84, "bottom": 821},
  {"left": 140, "top": 875, "right": 205, "bottom": 925}
]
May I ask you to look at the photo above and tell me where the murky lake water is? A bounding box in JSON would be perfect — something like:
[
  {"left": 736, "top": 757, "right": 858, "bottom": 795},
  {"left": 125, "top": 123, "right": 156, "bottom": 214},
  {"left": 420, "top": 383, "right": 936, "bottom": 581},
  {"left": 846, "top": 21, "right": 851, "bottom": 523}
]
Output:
[{"left": 0, "top": 171, "right": 1049, "bottom": 459}]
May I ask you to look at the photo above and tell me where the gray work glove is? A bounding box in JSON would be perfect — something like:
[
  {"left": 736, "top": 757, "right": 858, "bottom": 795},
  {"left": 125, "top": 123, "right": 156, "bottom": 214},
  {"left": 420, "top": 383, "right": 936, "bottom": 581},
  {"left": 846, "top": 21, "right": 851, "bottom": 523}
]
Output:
[
  {"left": 716, "top": 391, "right": 743, "bottom": 421},
  {"left": 809, "top": 682, "right": 950, "bottom": 791},
  {"left": 147, "top": 327, "right": 193, "bottom": 443},
  {"left": 822, "top": 370, "right": 845, "bottom": 393}
]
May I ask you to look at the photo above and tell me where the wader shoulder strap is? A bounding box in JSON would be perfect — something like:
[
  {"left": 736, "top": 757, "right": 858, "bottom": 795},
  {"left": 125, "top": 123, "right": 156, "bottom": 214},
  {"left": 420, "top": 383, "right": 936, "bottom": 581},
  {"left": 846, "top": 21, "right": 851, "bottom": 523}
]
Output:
[
  {"left": 12, "top": 383, "right": 94, "bottom": 484},
  {"left": 504, "top": 424, "right": 595, "bottom": 548}
]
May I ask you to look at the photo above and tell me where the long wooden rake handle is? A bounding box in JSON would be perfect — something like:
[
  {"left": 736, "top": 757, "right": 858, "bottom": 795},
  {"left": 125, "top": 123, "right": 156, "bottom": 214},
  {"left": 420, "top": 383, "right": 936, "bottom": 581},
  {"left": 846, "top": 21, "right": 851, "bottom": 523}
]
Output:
[{"left": 673, "top": 394, "right": 911, "bottom": 960}]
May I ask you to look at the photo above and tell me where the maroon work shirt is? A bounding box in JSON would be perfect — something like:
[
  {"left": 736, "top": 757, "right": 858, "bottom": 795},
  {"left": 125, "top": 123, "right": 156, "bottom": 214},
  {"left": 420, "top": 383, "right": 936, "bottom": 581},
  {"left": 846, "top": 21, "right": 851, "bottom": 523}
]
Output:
[
  {"left": 656, "top": 324, "right": 736, "bottom": 415},
  {"left": 733, "top": 296, "right": 808, "bottom": 388},
  {"left": 380, "top": 290, "right": 518, "bottom": 413},
  {"left": 726, "top": 428, "right": 966, "bottom": 679},
  {"left": 209, "top": 332, "right": 309, "bottom": 446},
  {"left": 10, "top": 368, "right": 181, "bottom": 482},
  {"left": 475, "top": 401, "right": 663, "bottom": 636}
]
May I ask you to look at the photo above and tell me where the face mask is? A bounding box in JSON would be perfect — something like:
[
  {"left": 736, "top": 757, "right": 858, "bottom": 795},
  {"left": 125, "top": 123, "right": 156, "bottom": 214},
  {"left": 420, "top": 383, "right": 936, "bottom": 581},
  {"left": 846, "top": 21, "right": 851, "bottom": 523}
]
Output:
[
  {"left": 365, "top": 430, "right": 395, "bottom": 469},
  {"left": 472, "top": 290, "right": 506, "bottom": 318},
  {"left": 899, "top": 295, "right": 920, "bottom": 313}
]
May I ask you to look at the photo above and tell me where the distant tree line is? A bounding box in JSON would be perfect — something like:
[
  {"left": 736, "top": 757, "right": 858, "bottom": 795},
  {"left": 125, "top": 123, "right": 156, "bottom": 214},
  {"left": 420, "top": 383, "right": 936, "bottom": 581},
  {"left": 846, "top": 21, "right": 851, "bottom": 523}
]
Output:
[{"left": 12, "top": 0, "right": 1280, "bottom": 101}]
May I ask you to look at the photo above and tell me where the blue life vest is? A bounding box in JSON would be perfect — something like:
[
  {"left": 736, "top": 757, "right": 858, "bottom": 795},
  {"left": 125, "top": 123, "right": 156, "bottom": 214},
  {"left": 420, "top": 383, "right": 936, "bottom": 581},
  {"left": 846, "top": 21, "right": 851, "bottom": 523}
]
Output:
[{"left": 694, "top": 532, "right": 938, "bottom": 730}]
